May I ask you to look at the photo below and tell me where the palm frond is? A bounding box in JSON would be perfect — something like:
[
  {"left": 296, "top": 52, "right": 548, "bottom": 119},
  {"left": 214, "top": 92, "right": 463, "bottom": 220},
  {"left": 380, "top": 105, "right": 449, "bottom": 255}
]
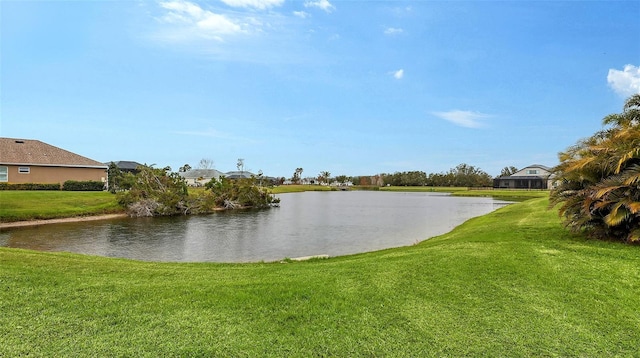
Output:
[
  {"left": 628, "top": 227, "right": 640, "bottom": 243},
  {"left": 616, "top": 146, "right": 640, "bottom": 173},
  {"left": 604, "top": 203, "right": 630, "bottom": 227}
]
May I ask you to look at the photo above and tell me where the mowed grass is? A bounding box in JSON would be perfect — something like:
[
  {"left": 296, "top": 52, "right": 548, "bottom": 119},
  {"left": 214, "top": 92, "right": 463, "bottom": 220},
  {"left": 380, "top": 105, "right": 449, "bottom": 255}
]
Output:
[
  {"left": 379, "top": 186, "right": 549, "bottom": 201},
  {"left": 1, "top": 197, "right": 639, "bottom": 356},
  {"left": 270, "top": 184, "right": 335, "bottom": 193},
  {"left": 0, "top": 191, "right": 122, "bottom": 222}
]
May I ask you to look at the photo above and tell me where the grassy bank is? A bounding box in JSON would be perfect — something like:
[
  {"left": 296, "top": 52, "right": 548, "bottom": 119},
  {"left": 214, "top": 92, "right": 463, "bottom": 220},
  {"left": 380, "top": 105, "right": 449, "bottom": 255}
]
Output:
[
  {"left": 2, "top": 197, "right": 639, "bottom": 356},
  {"left": 270, "top": 184, "right": 335, "bottom": 193},
  {"left": 377, "top": 186, "right": 549, "bottom": 201},
  {"left": 0, "top": 191, "right": 122, "bottom": 222}
]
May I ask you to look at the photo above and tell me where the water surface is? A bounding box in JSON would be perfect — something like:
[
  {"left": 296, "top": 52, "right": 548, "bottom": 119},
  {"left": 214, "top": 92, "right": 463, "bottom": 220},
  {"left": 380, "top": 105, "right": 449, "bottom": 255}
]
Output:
[{"left": 0, "top": 191, "right": 510, "bottom": 262}]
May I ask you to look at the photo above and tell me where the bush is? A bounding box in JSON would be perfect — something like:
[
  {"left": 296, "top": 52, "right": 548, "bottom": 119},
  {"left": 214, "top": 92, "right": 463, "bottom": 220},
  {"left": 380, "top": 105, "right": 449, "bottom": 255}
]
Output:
[
  {"left": 0, "top": 183, "right": 61, "bottom": 190},
  {"left": 116, "top": 165, "right": 189, "bottom": 217},
  {"left": 204, "top": 176, "right": 279, "bottom": 209},
  {"left": 550, "top": 94, "right": 640, "bottom": 242},
  {"left": 62, "top": 180, "right": 105, "bottom": 191}
]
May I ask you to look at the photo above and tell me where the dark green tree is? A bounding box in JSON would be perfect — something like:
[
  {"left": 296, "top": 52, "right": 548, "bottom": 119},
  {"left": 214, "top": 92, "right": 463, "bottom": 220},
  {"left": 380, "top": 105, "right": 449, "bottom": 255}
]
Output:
[
  {"left": 500, "top": 166, "right": 519, "bottom": 177},
  {"left": 334, "top": 175, "right": 351, "bottom": 185},
  {"left": 383, "top": 171, "right": 427, "bottom": 186}
]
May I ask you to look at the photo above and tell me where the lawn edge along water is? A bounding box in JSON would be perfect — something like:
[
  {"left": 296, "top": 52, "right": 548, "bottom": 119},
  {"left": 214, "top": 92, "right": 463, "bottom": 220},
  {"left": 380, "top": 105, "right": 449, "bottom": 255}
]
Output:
[
  {"left": 1, "top": 197, "right": 639, "bottom": 356},
  {"left": 0, "top": 187, "right": 545, "bottom": 224},
  {"left": 0, "top": 190, "right": 122, "bottom": 223}
]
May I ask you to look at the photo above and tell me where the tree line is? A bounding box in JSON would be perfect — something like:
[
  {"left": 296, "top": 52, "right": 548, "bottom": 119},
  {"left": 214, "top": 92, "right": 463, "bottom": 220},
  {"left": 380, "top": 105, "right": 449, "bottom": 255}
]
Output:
[{"left": 379, "top": 163, "right": 494, "bottom": 187}]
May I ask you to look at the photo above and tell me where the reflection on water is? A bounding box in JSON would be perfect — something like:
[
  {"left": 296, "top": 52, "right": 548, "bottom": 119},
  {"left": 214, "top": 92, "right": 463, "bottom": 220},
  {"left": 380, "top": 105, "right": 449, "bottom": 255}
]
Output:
[{"left": 0, "top": 191, "right": 511, "bottom": 262}]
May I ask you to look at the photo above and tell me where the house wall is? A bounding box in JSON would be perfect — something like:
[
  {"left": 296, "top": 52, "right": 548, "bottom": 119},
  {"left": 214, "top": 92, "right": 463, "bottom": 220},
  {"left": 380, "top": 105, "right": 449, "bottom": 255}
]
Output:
[
  {"left": 1, "top": 165, "right": 107, "bottom": 185},
  {"left": 510, "top": 167, "right": 551, "bottom": 177},
  {"left": 184, "top": 178, "right": 214, "bottom": 187},
  {"left": 493, "top": 178, "right": 547, "bottom": 189}
]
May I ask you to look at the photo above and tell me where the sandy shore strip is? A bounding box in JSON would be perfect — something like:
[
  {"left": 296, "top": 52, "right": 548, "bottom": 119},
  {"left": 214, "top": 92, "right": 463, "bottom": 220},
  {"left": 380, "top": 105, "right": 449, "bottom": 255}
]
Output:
[{"left": 0, "top": 213, "right": 129, "bottom": 229}]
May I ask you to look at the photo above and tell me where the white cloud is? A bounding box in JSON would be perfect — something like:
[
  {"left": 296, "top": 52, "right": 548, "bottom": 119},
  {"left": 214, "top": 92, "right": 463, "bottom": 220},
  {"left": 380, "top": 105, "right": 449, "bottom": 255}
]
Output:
[
  {"left": 391, "top": 69, "right": 404, "bottom": 79},
  {"left": 304, "top": 0, "right": 335, "bottom": 13},
  {"left": 384, "top": 27, "right": 403, "bottom": 35},
  {"left": 293, "top": 11, "right": 309, "bottom": 19},
  {"left": 159, "top": 0, "right": 244, "bottom": 41},
  {"left": 607, "top": 64, "right": 640, "bottom": 97},
  {"left": 431, "top": 110, "right": 491, "bottom": 128},
  {"left": 220, "top": 0, "right": 284, "bottom": 10}
]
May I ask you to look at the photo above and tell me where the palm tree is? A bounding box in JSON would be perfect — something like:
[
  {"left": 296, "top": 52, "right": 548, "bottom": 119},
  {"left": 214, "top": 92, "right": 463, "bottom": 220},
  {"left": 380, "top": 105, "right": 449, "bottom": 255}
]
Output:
[
  {"left": 293, "top": 168, "right": 303, "bottom": 184},
  {"left": 550, "top": 94, "right": 640, "bottom": 242},
  {"left": 319, "top": 171, "right": 331, "bottom": 185}
]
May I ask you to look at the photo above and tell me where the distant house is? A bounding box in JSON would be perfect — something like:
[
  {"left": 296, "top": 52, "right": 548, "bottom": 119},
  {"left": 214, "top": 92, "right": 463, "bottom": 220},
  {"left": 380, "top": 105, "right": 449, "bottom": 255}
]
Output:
[
  {"left": 225, "top": 171, "right": 255, "bottom": 179},
  {"left": 493, "top": 164, "right": 553, "bottom": 189},
  {"left": 107, "top": 161, "right": 143, "bottom": 173},
  {"left": 179, "top": 169, "right": 224, "bottom": 186},
  {"left": 300, "top": 177, "right": 316, "bottom": 185},
  {"left": 0, "top": 137, "right": 107, "bottom": 186}
]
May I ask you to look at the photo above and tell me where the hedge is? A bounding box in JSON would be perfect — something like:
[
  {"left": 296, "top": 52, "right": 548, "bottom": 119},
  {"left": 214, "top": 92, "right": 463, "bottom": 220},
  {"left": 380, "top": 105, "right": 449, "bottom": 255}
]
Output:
[
  {"left": 0, "top": 183, "right": 61, "bottom": 190},
  {"left": 62, "top": 180, "right": 105, "bottom": 191}
]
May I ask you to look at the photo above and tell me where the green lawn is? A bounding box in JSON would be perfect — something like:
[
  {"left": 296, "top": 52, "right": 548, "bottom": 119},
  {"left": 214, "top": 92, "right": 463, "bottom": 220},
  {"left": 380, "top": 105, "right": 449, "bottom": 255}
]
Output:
[
  {"left": 1, "top": 197, "right": 639, "bottom": 356},
  {"left": 0, "top": 191, "right": 122, "bottom": 222},
  {"left": 378, "top": 186, "right": 549, "bottom": 201},
  {"left": 270, "top": 184, "right": 335, "bottom": 193}
]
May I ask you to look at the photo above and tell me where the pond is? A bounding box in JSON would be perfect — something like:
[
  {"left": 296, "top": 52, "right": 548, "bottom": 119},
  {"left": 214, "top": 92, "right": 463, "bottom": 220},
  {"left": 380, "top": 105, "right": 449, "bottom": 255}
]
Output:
[{"left": 0, "top": 191, "right": 511, "bottom": 262}]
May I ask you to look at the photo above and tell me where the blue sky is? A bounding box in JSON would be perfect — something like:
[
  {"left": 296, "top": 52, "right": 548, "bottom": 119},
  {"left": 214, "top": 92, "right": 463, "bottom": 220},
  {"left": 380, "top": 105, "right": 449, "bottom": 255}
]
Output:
[{"left": 2, "top": 0, "right": 639, "bottom": 178}]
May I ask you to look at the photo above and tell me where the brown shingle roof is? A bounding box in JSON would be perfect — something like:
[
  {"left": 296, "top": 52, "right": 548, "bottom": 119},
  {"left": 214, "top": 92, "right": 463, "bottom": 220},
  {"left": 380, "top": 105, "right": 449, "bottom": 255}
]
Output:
[{"left": 0, "top": 138, "right": 107, "bottom": 168}]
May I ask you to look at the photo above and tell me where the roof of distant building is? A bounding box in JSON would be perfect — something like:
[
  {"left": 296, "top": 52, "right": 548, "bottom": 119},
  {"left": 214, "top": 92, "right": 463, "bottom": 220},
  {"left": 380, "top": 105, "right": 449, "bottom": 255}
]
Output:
[
  {"left": 224, "top": 171, "right": 254, "bottom": 179},
  {"left": 107, "top": 161, "right": 143, "bottom": 171},
  {"left": 178, "top": 169, "right": 224, "bottom": 179}
]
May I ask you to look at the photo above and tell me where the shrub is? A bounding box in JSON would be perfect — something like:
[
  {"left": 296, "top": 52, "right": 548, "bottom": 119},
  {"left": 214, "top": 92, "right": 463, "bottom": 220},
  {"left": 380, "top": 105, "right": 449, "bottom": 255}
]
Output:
[
  {"left": 550, "top": 94, "right": 640, "bottom": 242},
  {"left": 204, "top": 176, "right": 279, "bottom": 209},
  {"left": 62, "top": 180, "right": 105, "bottom": 191},
  {"left": 0, "top": 183, "right": 61, "bottom": 190},
  {"left": 116, "top": 165, "right": 189, "bottom": 217}
]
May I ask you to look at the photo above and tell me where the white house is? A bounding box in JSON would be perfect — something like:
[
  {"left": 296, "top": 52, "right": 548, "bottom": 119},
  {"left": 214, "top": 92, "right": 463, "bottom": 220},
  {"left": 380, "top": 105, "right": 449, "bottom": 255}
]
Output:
[
  {"left": 493, "top": 164, "right": 554, "bottom": 189},
  {"left": 178, "top": 169, "right": 223, "bottom": 187}
]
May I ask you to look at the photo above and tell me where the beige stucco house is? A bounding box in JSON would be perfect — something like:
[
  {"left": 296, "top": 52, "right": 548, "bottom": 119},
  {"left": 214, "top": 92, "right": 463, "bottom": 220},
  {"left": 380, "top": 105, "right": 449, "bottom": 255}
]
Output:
[{"left": 0, "top": 138, "right": 107, "bottom": 186}]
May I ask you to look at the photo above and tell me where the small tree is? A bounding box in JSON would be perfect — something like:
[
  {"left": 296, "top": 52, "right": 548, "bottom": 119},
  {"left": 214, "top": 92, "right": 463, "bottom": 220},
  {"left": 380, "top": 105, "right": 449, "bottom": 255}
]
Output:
[
  {"left": 550, "top": 94, "right": 640, "bottom": 242},
  {"left": 205, "top": 176, "right": 279, "bottom": 209},
  {"left": 319, "top": 171, "right": 331, "bottom": 185},
  {"left": 116, "top": 165, "right": 189, "bottom": 217},
  {"left": 500, "top": 166, "right": 518, "bottom": 177},
  {"left": 198, "top": 158, "right": 215, "bottom": 170},
  {"left": 107, "top": 162, "right": 123, "bottom": 193},
  {"left": 334, "top": 175, "right": 350, "bottom": 185},
  {"left": 292, "top": 168, "right": 304, "bottom": 184}
]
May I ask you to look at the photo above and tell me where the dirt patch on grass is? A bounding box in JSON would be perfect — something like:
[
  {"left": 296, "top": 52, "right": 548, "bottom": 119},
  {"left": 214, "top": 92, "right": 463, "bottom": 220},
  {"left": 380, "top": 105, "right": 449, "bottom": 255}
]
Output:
[{"left": 0, "top": 214, "right": 128, "bottom": 229}]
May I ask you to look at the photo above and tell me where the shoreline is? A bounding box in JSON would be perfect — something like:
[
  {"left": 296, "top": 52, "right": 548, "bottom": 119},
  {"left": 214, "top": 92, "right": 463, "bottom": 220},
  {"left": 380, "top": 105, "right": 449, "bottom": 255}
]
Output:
[{"left": 0, "top": 213, "right": 129, "bottom": 229}]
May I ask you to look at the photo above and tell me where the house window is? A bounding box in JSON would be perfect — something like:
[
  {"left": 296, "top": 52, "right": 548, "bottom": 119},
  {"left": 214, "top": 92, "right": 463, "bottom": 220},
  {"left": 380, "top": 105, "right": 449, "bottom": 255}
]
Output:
[
  {"left": 0, "top": 167, "right": 7, "bottom": 182},
  {"left": 527, "top": 169, "right": 538, "bottom": 175},
  {"left": 18, "top": 167, "right": 30, "bottom": 174}
]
